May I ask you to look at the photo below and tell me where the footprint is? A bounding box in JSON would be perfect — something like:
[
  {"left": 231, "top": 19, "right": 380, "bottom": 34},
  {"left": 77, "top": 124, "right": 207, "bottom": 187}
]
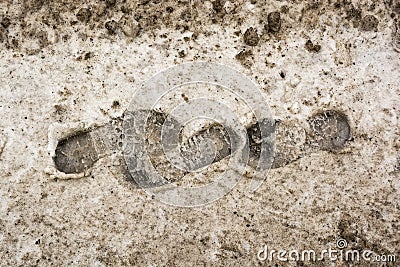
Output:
[
  {"left": 52, "top": 110, "right": 236, "bottom": 182},
  {"left": 54, "top": 130, "right": 98, "bottom": 174},
  {"left": 246, "top": 110, "right": 351, "bottom": 169},
  {"left": 53, "top": 119, "right": 122, "bottom": 174},
  {"left": 122, "top": 110, "right": 241, "bottom": 187},
  {"left": 51, "top": 109, "right": 351, "bottom": 182}
]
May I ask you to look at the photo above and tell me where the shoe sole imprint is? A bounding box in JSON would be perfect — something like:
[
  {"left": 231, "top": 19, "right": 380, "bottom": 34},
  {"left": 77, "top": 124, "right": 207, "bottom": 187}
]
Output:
[{"left": 51, "top": 109, "right": 351, "bottom": 184}]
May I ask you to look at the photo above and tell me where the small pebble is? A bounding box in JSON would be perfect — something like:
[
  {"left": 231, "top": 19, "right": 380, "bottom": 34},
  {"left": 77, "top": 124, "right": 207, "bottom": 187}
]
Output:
[
  {"left": 267, "top": 11, "right": 281, "bottom": 33},
  {"left": 305, "top": 40, "right": 321, "bottom": 53},
  {"left": 243, "top": 27, "right": 259, "bottom": 46},
  {"left": 359, "top": 15, "right": 378, "bottom": 32},
  {"left": 76, "top": 8, "right": 91, "bottom": 23},
  {"left": 390, "top": 0, "right": 400, "bottom": 14},
  {"left": 105, "top": 20, "right": 118, "bottom": 34},
  {"left": 119, "top": 15, "right": 139, "bottom": 37},
  {"left": 105, "top": 0, "right": 116, "bottom": 7},
  {"left": 1, "top": 17, "right": 11, "bottom": 28},
  {"left": 212, "top": 0, "right": 224, "bottom": 13}
]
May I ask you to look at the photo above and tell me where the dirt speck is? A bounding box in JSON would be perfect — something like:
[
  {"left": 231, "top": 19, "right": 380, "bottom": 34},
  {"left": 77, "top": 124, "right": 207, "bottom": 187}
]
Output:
[
  {"left": 235, "top": 49, "right": 253, "bottom": 68},
  {"left": 178, "top": 50, "right": 186, "bottom": 58},
  {"left": 346, "top": 5, "right": 362, "bottom": 27},
  {"left": 359, "top": 15, "right": 379, "bottom": 31},
  {"left": 119, "top": 15, "right": 139, "bottom": 38},
  {"left": 111, "top": 100, "right": 120, "bottom": 109},
  {"left": 0, "top": 28, "right": 7, "bottom": 43},
  {"left": 84, "top": 52, "right": 92, "bottom": 60},
  {"left": 305, "top": 40, "right": 321, "bottom": 53},
  {"left": 212, "top": 0, "right": 225, "bottom": 14},
  {"left": 105, "top": 0, "right": 117, "bottom": 8},
  {"left": 76, "top": 8, "right": 92, "bottom": 23},
  {"left": 267, "top": 11, "right": 281, "bottom": 33},
  {"left": 105, "top": 20, "right": 118, "bottom": 34},
  {"left": 243, "top": 27, "right": 259, "bottom": 46},
  {"left": 1, "top": 17, "right": 11, "bottom": 28},
  {"left": 181, "top": 94, "right": 189, "bottom": 102}
]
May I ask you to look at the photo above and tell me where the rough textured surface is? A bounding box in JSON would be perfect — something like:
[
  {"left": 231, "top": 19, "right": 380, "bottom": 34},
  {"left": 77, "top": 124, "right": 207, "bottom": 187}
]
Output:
[{"left": 0, "top": 0, "right": 399, "bottom": 266}]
